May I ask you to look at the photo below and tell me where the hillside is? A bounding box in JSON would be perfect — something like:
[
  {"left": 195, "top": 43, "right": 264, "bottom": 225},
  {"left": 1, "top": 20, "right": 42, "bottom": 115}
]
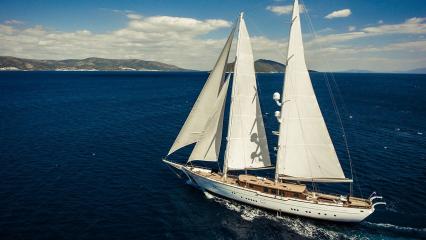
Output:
[
  {"left": 0, "top": 56, "right": 321, "bottom": 73},
  {"left": 398, "top": 68, "right": 426, "bottom": 74},
  {"left": 0, "top": 56, "right": 186, "bottom": 71}
]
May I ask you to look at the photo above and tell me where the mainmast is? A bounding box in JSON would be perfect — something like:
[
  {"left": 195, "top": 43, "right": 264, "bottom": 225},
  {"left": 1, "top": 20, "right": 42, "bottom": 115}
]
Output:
[{"left": 273, "top": 0, "right": 351, "bottom": 183}]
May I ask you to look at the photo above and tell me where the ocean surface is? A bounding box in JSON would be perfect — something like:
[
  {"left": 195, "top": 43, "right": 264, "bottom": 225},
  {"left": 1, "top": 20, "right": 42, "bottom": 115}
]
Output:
[{"left": 0, "top": 71, "right": 425, "bottom": 240}]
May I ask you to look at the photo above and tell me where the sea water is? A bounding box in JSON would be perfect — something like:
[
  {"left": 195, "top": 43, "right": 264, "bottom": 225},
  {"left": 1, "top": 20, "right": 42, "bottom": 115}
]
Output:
[{"left": 0, "top": 71, "right": 425, "bottom": 239}]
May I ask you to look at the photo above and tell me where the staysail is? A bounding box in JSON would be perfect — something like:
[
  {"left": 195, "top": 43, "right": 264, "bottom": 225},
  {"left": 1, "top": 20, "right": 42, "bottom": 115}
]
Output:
[
  {"left": 224, "top": 13, "right": 271, "bottom": 170},
  {"left": 275, "top": 0, "right": 350, "bottom": 182},
  {"left": 167, "top": 24, "right": 236, "bottom": 160},
  {"left": 188, "top": 75, "right": 230, "bottom": 161}
]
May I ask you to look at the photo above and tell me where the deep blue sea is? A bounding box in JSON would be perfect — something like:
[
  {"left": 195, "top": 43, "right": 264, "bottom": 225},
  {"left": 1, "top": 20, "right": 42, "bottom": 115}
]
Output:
[{"left": 0, "top": 71, "right": 425, "bottom": 240}]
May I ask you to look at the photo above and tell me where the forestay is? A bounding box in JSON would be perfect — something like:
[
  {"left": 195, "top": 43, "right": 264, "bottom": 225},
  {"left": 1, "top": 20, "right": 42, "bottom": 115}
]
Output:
[
  {"left": 167, "top": 25, "right": 236, "bottom": 159},
  {"left": 275, "top": 0, "right": 349, "bottom": 182},
  {"left": 225, "top": 14, "right": 271, "bottom": 170}
]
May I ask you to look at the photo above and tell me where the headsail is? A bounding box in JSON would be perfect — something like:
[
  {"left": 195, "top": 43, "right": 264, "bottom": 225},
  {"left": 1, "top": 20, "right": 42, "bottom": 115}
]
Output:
[
  {"left": 275, "top": 0, "right": 349, "bottom": 182},
  {"left": 167, "top": 24, "right": 236, "bottom": 158},
  {"left": 224, "top": 13, "right": 271, "bottom": 170},
  {"left": 188, "top": 75, "right": 230, "bottom": 161}
]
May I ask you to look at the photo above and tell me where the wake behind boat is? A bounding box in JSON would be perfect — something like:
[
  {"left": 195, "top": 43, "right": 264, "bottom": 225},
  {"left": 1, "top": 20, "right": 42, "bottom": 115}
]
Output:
[{"left": 163, "top": 0, "right": 385, "bottom": 223}]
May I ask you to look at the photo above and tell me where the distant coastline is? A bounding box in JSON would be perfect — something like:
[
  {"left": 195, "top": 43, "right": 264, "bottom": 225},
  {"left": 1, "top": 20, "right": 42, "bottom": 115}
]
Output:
[
  {"left": 1, "top": 56, "right": 424, "bottom": 74},
  {"left": 0, "top": 56, "right": 295, "bottom": 73},
  {"left": 0, "top": 56, "right": 311, "bottom": 73},
  {"left": 0, "top": 56, "right": 187, "bottom": 72}
]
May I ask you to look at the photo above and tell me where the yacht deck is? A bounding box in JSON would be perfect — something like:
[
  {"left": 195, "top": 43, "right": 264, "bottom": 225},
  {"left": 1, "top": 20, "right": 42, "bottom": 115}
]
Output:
[{"left": 189, "top": 167, "right": 371, "bottom": 209}]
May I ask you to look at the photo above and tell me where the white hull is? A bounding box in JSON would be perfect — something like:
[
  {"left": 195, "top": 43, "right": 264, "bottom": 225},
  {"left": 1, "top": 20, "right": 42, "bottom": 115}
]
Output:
[{"left": 182, "top": 167, "right": 374, "bottom": 223}]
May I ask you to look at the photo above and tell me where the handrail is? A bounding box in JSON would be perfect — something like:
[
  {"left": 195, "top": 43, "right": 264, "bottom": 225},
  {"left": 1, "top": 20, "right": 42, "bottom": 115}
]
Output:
[{"left": 372, "top": 202, "right": 386, "bottom": 209}]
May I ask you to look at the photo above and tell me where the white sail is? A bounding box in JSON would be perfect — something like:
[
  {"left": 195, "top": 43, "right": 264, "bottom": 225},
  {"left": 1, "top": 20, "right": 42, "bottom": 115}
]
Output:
[
  {"left": 225, "top": 13, "right": 271, "bottom": 170},
  {"left": 188, "top": 76, "right": 230, "bottom": 161},
  {"left": 167, "top": 25, "right": 236, "bottom": 156},
  {"left": 275, "top": 0, "right": 349, "bottom": 182}
]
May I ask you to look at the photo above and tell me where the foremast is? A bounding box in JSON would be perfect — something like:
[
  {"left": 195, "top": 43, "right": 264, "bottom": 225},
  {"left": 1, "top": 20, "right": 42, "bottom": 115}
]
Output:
[{"left": 223, "top": 12, "right": 272, "bottom": 179}]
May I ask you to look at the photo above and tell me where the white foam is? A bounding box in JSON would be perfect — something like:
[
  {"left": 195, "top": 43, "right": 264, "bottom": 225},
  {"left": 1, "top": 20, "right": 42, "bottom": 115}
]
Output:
[
  {"left": 212, "top": 196, "right": 345, "bottom": 239},
  {"left": 363, "top": 221, "right": 426, "bottom": 233},
  {"left": 211, "top": 195, "right": 425, "bottom": 239}
]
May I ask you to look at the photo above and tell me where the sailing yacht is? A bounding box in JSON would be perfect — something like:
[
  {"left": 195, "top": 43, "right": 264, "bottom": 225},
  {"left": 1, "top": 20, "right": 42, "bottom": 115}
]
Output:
[{"left": 163, "top": 0, "right": 385, "bottom": 222}]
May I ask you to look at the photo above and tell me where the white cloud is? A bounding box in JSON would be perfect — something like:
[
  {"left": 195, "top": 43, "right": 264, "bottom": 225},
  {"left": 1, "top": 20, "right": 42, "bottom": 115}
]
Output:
[
  {"left": 305, "top": 45, "right": 426, "bottom": 72},
  {"left": 309, "top": 31, "right": 366, "bottom": 45},
  {"left": 0, "top": 14, "right": 232, "bottom": 70},
  {"left": 126, "top": 16, "right": 230, "bottom": 36},
  {"left": 4, "top": 19, "right": 24, "bottom": 25},
  {"left": 325, "top": 9, "right": 352, "bottom": 19},
  {"left": 363, "top": 17, "right": 426, "bottom": 34},
  {"left": 378, "top": 20, "right": 384, "bottom": 24},
  {"left": 384, "top": 40, "right": 426, "bottom": 52},
  {"left": 266, "top": 5, "right": 304, "bottom": 15},
  {"left": 0, "top": 24, "right": 16, "bottom": 34},
  {"left": 1, "top": 12, "right": 425, "bottom": 72},
  {"left": 348, "top": 26, "right": 356, "bottom": 31},
  {"left": 309, "top": 17, "right": 426, "bottom": 45},
  {"left": 111, "top": 9, "right": 133, "bottom": 14},
  {"left": 126, "top": 14, "right": 142, "bottom": 20},
  {"left": 302, "top": 17, "right": 426, "bottom": 71}
]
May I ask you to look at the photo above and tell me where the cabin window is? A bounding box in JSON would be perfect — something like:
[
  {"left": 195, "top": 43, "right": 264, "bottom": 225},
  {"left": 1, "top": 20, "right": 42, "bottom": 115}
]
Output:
[
  {"left": 263, "top": 187, "right": 268, "bottom": 193},
  {"left": 271, "top": 189, "right": 277, "bottom": 195},
  {"left": 248, "top": 184, "right": 253, "bottom": 188},
  {"left": 293, "top": 193, "right": 299, "bottom": 198}
]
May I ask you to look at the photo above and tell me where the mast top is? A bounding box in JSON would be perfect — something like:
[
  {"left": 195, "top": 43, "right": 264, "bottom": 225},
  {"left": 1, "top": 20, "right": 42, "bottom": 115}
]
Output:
[{"left": 239, "top": 12, "right": 244, "bottom": 19}]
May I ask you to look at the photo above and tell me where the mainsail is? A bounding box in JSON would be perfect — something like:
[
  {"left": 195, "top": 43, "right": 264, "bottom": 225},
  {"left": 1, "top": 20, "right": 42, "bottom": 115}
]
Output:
[
  {"left": 275, "top": 0, "right": 350, "bottom": 182},
  {"left": 167, "top": 24, "right": 236, "bottom": 161},
  {"left": 224, "top": 13, "right": 271, "bottom": 170}
]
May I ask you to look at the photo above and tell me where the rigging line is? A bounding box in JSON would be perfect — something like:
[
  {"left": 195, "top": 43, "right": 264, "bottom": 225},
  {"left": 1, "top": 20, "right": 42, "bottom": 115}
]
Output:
[
  {"left": 301, "top": 0, "right": 362, "bottom": 197},
  {"left": 302, "top": 2, "right": 352, "bottom": 183},
  {"left": 323, "top": 68, "right": 364, "bottom": 197},
  {"left": 245, "top": 14, "right": 288, "bottom": 63},
  {"left": 223, "top": 18, "right": 240, "bottom": 177},
  {"left": 217, "top": 160, "right": 222, "bottom": 173},
  {"left": 165, "top": 162, "right": 183, "bottom": 179}
]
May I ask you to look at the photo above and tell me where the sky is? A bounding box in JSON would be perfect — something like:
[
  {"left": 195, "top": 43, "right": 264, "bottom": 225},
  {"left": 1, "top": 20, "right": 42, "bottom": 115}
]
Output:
[{"left": 0, "top": 0, "right": 425, "bottom": 72}]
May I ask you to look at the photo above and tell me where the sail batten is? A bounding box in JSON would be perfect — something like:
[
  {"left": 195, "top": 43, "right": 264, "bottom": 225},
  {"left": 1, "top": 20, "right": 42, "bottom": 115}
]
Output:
[
  {"left": 167, "top": 25, "right": 236, "bottom": 157},
  {"left": 275, "top": 0, "right": 346, "bottom": 181},
  {"left": 224, "top": 13, "right": 271, "bottom": 171}
]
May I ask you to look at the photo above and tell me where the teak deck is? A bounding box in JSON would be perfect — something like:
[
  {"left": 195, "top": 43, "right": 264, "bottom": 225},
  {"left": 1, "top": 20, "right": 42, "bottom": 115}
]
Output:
[{"left": 191, "top": 168, "right": 371, "bottom": 209}]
